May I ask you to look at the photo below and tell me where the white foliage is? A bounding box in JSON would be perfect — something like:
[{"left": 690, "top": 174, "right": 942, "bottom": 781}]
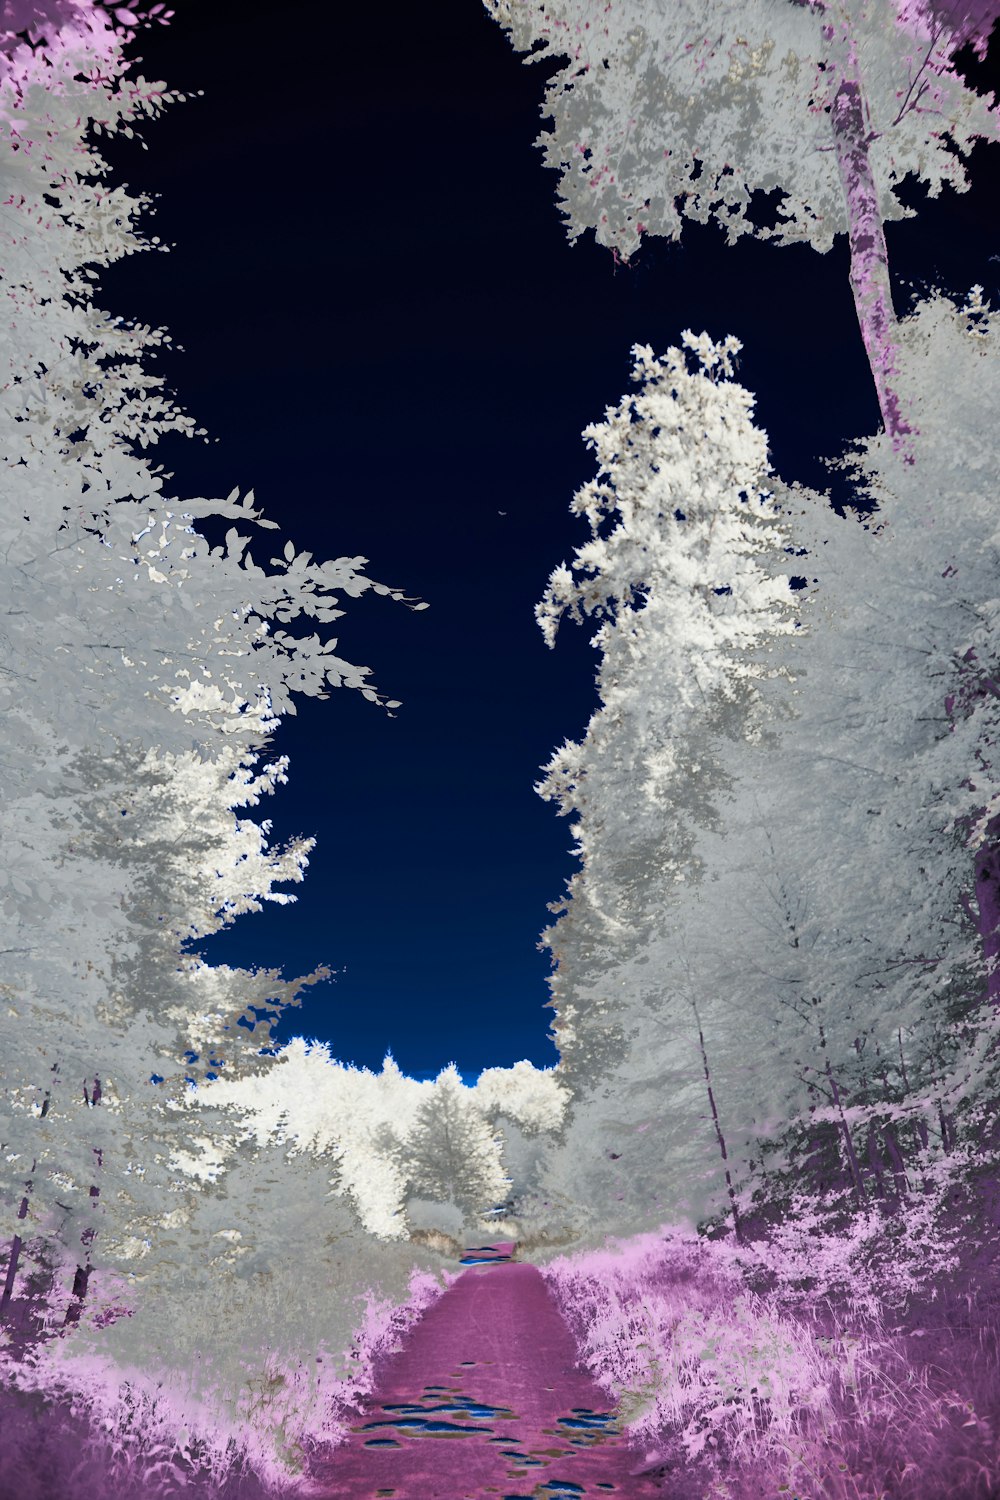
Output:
[
  {"left": 182, "top": 1041, "right": 419, "bottom": 1240},
  {"left": 535, "top": 335, "right": 798, "bottom": 1088},
  {"left": 186, "top": 1045, "right": 561, "bottom": 1238},
  {"left": 530, "top": 294, "right": 1000, "bottom": 1239},
  {"left": 473, "top": 1058, "right": 570, "bottom": 1133},
  {"left": 0, "top": 0, "right": 410, "bottom": 1338},
  {"left": 484, "top": 0, "right": 1000, "bottom": 260}
]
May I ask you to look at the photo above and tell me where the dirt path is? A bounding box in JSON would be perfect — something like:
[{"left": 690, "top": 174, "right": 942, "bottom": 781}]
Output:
[{"left": 311, "top": 1244, "right": 662, "bottom": 1499}]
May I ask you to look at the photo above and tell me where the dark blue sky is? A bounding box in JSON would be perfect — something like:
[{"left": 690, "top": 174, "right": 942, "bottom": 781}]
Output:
[{"left": 99, "top": 0, "right": 1000, "bottom": 1079}]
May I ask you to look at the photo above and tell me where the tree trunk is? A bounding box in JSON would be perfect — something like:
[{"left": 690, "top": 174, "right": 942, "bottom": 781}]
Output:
[
  {"left": 866, "top": 1123, "right": 887, "bottom": 1199},
  {"left": 830, "top": 70, "right": 913, "bottom": 453},
  {"left": 974, "top": 812, "right": 1000, "bottom": 1008},
  {"left": 881, "top": 1121, "right": 910, "bottom": 1200},
  {"left": 1, "top": 1233, "right": 24, "bottom": 1310},
  {"left": 818, "top": 1022, "right": 868, "bottom": 1206},
  {"left": 2, "top": 1069, "right": 58, "bottom": 1318},
  {"left": 63, "top": 1080, "right": 103, "bottom": 1329},
  {"left": 691, "top": 1002, "right": 745, "bottom": 1244}
]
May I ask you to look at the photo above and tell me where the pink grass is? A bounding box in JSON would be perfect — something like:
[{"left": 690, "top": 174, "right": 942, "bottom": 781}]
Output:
[{"left": 542, "top": 1223, "right": 1000, "bottom": 1499}]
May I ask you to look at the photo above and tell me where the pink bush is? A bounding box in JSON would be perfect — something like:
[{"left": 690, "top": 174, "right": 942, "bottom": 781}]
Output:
[{"left": 542, "top": 1222, "right": 1000, "bottom": 1499}]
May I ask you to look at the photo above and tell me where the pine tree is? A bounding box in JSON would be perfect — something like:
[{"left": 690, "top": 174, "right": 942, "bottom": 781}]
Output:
[
  {"left": 526, "top": 333, "right": 802, "bottom": 1235},
  {"left": 392, "top": 1067, "right": 511, "bottom": 1224},
  {"left": 535, "top": 334, "right": 799, "bottom": 1089}
]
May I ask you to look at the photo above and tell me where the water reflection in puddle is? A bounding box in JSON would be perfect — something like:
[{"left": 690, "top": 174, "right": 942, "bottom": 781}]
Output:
[
  {"left": 502, "top": 1482, "right": 609, "bottom": 1500},
  {"left": 355, "top": 1388, "right": 621, "bottom": 1489},
  {"left": 563, "top": 1410, "right": 619, "bottom": 1431},
  {"left": 357, "top": 1387, "right": 516, "bottom": 1445}
]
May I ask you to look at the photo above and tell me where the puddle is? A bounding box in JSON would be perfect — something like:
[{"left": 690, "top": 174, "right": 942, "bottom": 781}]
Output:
[
  {"left": 498, "top": 1448, "right": 544, "bottom": 1466},
  {"left": 562, "top": 1410, "right": 619, "bottom": 1431},
  {"left": 555, "top": 1408, "right": 621, "bottom": 1447},
  {"left": 363, "top": 1416, "right": 493, "bottom": 1436},
  {"left": 385, "top": 1396, "right": 513, "bottom": 1422},
  {"left": 356, "top": 1389, "right": 517, "bottom": 1443},
  {"left": 502, "top": 1485, "right": 593, "bottom": 1499},
  {"left": 353, "top": 1388, "right": 624, "bottom": 1490}
]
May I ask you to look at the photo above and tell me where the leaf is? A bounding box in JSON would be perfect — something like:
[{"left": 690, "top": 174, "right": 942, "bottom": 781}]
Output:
[{"left": 224, "top": 522, "right": 248, "bottom": 558}]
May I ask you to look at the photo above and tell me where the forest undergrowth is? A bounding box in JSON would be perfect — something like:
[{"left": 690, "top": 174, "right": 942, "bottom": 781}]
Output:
[
  {"left": 542, "top": 1180, "right": 1000, "bottom": 1500},
  {"left": 0, "top": 1261, "right": 452, "bottom": 1500}
]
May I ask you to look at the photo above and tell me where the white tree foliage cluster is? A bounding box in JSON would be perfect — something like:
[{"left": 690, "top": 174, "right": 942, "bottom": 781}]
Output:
[
  {"left": 523, "top": 292, "right": 1000, "bottom": 1250},
  {"left": 484, "top": 0, "right": 1000, "bottom": 444},
  {"left": 186, "top": 1040, "right": 568, "bottom": 1239},
  {"left": 534, "top": 335, "right": 799, "bottom": 1087},
  {"left": 0, "top": 2, "right": 454, "bottom": 1454},
  {"left": 485, "top": 0, "right": 997, "bottom": 259}
]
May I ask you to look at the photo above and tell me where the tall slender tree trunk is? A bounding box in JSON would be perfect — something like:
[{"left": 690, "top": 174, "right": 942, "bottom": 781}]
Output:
[
  {"left": 691, "top": 1001, "right": 745, "bottom": 1244},
  {"left": 1, "top": 1184, "right": 31, "bottom": 1311},
  {"left": 872, "top": 1062, "right": 910, "bottom": 1202},
  {"left": 974, "top": 811, "right": 1000, "bottom": 1008},
  {"left": 818, "top": 1021, "right": 868, "bottom": 1205},
  {"left": 64, "top": 1078, "right": 102, "bottom": 1328},
  {"left": 2, "top": 1063, "right": 58, "bottom": 1319},
  {"left": 896, "top": 1030, "right": 929, "bottom": 1151},
  {"left": 881, "top": 1122, "right": 910, "bottom": 1200},
  {"left": 830, "top": 64, "right": 913, "bottom": 453}
]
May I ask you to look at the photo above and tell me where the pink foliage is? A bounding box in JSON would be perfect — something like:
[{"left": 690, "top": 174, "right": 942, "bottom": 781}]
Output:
[
  {"left": 0, "top": 0, "right": 174, "bottom": 101},
  {"left": 542, "top": 1203, "right": 1000, "bottom": 1498},
  {"left": 0, "top": 1265, "right": 452, "bottom": 1497}
]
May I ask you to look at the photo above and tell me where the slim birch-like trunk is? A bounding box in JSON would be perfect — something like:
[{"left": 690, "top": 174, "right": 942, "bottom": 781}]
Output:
[
  {"left": 691, "top": 999, "right": 745, "bottom": 1244},
  {"left": 830, "top": 67, "right": 913, "bottom": 454}
]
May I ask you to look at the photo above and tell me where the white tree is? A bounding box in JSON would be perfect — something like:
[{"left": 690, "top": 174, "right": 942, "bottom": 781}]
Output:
[
  {"left": 0, "top": 0, "right": 417, "bottom": 1345},
  {"left": 535, "top": 333, "right": 799, "bottom": 1090},
  {"left": 484, "top": 0, "right": 1000, "bottom": 446},
  {"left": 527, "top": 293, "right": 1000, "bottom": 1245},
  {"left": 183, "top": 1041, "right": 425, "bottom": 1241},
  {"left": 390, "top": 1066, "right": 511, "bottom": 1226},
  {"left": 185, "top": 1046, "right": 569, "bottom": 1241},
  {"left": 520, "top": 334, "right": 804, "bottom": 1239}
]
